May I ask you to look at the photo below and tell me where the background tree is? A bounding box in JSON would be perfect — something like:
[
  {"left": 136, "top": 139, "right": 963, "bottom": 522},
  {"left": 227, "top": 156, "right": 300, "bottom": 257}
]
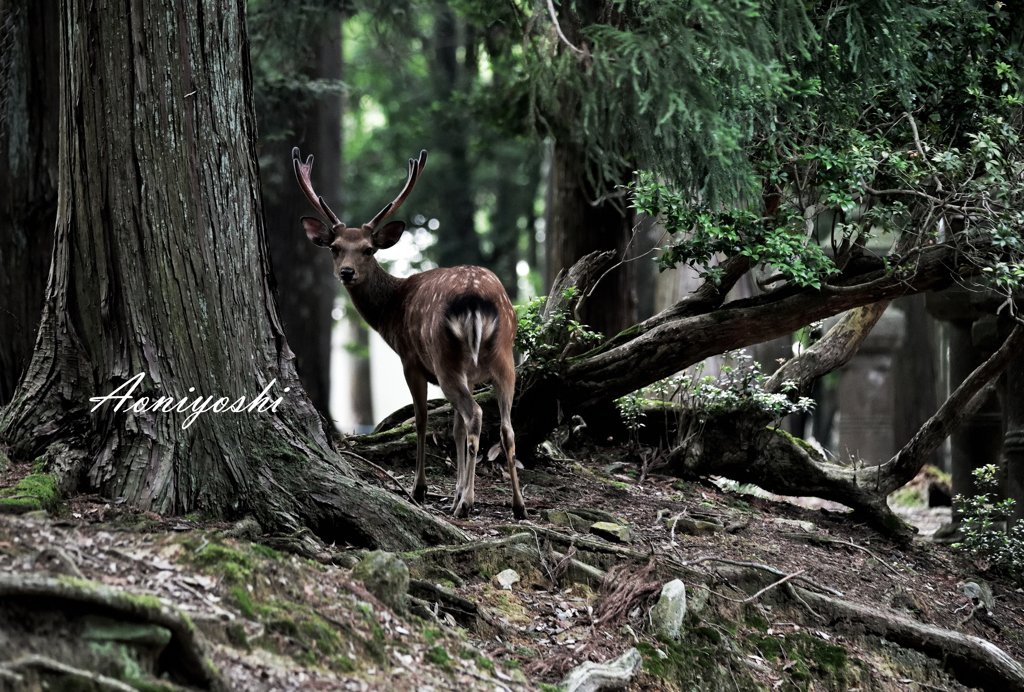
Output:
[
  {"left": 0, "top": 0, "right": 59, "bottom": 406},
  {"left": 0, "top": 0, "right": 462, "bottom": 550},
  {"left": 249, "top": 0, "right": 346, "bottom": 420}
]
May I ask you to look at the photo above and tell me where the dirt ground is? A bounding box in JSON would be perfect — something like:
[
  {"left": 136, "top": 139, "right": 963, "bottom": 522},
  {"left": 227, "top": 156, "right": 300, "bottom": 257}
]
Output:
[{"left": 0, "top": 443, "right": 1020, "bottom": 692}]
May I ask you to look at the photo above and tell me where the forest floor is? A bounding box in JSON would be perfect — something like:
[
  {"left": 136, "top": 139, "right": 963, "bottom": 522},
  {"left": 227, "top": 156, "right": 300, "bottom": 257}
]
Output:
[{"left": 0, "top": 442, "right": 1020, "bottom": 692}]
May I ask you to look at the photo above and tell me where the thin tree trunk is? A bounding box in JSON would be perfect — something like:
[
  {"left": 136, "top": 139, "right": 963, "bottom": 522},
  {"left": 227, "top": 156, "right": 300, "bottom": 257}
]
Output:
[
  {"left": 0, "top": 0, "right": 59, "bottom": 405},
  {"left": 0, "top": 0, "right": 462, "bottom": 551}
]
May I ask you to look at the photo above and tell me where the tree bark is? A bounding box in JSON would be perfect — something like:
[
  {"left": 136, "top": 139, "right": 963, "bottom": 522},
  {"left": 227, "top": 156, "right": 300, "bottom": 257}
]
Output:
[
  {"left": 0, "top": 0, "right": 463, "bottom": 551},
  {"left": 0, "top": 0, "right": 59, "bottom": 406}
]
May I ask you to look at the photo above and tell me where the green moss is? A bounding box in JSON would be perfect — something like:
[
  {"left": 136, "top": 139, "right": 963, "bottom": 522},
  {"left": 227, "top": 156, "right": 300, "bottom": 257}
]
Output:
[
  {"left": 332, "top": 655, "right": 356, "bottom": 673},
  {"left": 230, "top": 587, "right": 255, "bottom": 619},
  {"left": 250, "top": 544, "right": 282, "bottom": 560},
  {"left": 191, "top": 543, "right": 252, "bottom": 584},
  {"left": 425, "top": 646, "right": 451, "bottom": 670},
  {"left": 226, "top": 623, "right": 249, "bottom": 649},
  {"left": 0, "top": 473, "right": 58, "bottom": 513},
  {"left": 476, "top": 655, "right": 495, "bottom": 671},
  {"left": 744, "top": 612, "right": 769, "bottom": 631},
  {"left": 538, "top": 684, "right": 562, "bottom": 692}
]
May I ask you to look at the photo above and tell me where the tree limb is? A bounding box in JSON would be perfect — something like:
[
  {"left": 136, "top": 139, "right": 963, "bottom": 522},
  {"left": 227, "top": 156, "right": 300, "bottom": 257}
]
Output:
[{"left": 764, "top": 301, "right": 891, "bottom": 395}]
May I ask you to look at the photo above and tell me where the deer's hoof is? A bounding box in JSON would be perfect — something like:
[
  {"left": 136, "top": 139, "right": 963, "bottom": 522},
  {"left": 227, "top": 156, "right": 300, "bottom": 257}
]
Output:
[
  {"left": 453, "top": 500, "right": 472, "bottom": 519},
  {"left": 512, "top": 504, "right": 527, "bottom": 521},
  {"left": 412, "top": 484, "right": 428, "bottom": 503}
]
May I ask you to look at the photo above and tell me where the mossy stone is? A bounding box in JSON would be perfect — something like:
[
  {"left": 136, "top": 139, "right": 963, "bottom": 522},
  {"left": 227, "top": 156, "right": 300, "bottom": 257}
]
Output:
[{"left": 352, "top": 551, "right": 410, "bottom": 612}]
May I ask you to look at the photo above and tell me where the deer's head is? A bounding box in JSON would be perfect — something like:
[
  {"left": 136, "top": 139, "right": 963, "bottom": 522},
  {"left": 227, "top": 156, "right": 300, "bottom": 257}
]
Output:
[{"left": 294, "top": 148, "right": 426, "bottom": 286}]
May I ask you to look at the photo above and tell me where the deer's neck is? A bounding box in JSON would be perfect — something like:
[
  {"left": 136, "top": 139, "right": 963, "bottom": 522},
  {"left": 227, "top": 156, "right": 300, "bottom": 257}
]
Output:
[{"left": 346, "top": 261, "right": 403, "bottom": 333}]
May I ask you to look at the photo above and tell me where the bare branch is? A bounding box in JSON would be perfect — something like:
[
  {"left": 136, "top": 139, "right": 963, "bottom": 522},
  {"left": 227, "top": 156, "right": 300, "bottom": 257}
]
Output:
[{"left": 545, "top": 0, "right": 587, "bottom": 58}]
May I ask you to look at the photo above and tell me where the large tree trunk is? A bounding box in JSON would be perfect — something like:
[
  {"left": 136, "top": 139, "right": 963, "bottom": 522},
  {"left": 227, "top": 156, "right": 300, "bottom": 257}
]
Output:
[
  {"left": 258, "top": 13, "right": 339, "bottom": 420},
  {"left": 0, "top": 0, "right": 59, "bottom": 406},
  {"left": 0, "top": 0, "right": 463, "bottom": 551}
]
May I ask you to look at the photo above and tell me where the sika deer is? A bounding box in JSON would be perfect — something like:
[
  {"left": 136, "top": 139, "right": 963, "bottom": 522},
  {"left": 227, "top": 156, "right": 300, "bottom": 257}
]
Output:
[{"left": 293, "top": 147, "right": 525, "bottom": 520}]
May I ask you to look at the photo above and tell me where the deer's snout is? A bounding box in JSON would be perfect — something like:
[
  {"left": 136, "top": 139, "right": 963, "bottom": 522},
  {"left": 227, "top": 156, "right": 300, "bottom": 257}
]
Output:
[{"left": 338, "top": 267, "right": 356, "bottom": 284}]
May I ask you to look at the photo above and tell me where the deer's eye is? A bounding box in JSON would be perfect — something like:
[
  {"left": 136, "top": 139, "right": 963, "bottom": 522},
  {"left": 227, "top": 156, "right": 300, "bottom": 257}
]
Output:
[
  {"left": 363, "top": 248, "right": 376, "bottom": 257},
  {"left": 330, "top": 247, "right": 339, "bottom": 255}
]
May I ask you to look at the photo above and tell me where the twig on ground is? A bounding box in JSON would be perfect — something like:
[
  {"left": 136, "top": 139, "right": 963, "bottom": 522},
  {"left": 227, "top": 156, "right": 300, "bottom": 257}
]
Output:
[
  {"left": 681, "top": 555, "right": 843, "bottom": 596},
  {"left": 781, "top": 532, "right": 901, "bottom": 577},
  {"left": 340, "top": 449, "right": 417, "bottom": 503}
]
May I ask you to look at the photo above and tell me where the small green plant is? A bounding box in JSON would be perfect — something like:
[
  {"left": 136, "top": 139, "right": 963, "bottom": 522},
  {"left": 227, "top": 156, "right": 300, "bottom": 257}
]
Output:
[
  {"left": 515, "top": 287, "right": 602, "bottom": 375},
  {"left": 953, "top": 464, "right": 1024, "bottom": 580},
  {"left": 614, "top": 351, "right": 814, "bottom": 434}
]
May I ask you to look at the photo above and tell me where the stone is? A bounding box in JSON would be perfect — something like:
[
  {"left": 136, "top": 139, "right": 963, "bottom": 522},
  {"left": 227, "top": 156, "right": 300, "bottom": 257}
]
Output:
[
  {"left": 772, "top": 518, "right": 816, "bottom": 533},
  {"left": 222, "top": 517, "right": 262, "bottom": 540},
  {"left": 590, "top": 522, "right": 632, "bottom": 543},
  {"left": 541, "top": 509, "right": 594, "bottom": 531},
  {"left": 666, "top": 517, "right": 723, "bottom": 536},
  {"left": 496, "top": 568, "right": 520, "bottom": 590},
  {"left": 561, "top": 647, "right": 642, "bottom": 692},
  {"left": 650, "top": 579, "right": 687, "bottom": 641},
  {"left": 352, "top": 551, "right": 410, "bottom": 612},
  {"left": 569, "top": 507, "right": 622, "bottom": 524}
]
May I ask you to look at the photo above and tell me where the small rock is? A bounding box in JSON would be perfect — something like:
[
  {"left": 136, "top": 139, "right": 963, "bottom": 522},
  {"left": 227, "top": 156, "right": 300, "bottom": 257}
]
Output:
[
  {"left": 541, "top": 509, "right": 593, "bottom": 531},
  {"left": 590, "top": 521, "right": 632, "bottom": 543},
  {"left": 569, "top": 507, "right": 623, "bottom": 524},
  {"left": 650, "top": 579, "right": 687, "bottom": 640},
  {"left": 222, "top": 516, "right": 262, "bottom": 540},
  {"left": 352, "top": 551, "right": 410, "bottom": 612},
  {"left": 666, "top": 517, "right": 723, "bottom": 536},
  {"left": 496, "top": 568, "right": 520, "bottom": 590},
  {"left": 773, "top": 518, "right": 816, "bottom": 533},
  {"left": 603, "top": 462, "right": 627, "bottom": 475},
  {"left": 561, "top": 647, "right": 642, "bottom": 692},
  {"left": 22, "top": 510, "right": 49, "bottom": 522}
]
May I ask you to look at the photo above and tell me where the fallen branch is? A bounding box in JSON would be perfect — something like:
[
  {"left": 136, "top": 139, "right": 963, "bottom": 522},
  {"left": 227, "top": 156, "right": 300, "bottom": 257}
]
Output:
[{"left": 698, "top": 569, "right": 807, "bottom": 604}]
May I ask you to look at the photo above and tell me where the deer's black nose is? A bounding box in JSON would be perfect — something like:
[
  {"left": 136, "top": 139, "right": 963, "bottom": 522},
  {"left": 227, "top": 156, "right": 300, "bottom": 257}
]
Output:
[{"left": 339, "top": 267, "right": 355, "bottom": 283}]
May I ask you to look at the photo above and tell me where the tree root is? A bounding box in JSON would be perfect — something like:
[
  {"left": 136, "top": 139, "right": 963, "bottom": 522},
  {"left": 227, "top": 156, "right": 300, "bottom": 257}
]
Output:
[
  {"left": 0, "top": 574, "right": 227, "bottom": 692},
  {"left": 791, "top": 585, "right": 1024, "bottom": 692}
]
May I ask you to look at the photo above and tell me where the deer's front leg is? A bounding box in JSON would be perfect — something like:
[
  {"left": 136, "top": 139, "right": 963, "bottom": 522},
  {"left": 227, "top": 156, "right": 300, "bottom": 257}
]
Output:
[{"left": 404, "top": 366, "right": 429, "bottom": 503}]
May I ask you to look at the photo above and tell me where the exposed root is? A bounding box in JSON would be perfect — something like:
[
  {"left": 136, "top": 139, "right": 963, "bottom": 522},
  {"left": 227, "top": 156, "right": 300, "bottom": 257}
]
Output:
[
  {"left": 593, "top": 562, "right": 662, "bottom": 628},
  {"left": 0, "top": 574, "right": 227, "bottom": 692},
  {"left": 793, "top": 585, "right": 1024, "bottom": 692}
]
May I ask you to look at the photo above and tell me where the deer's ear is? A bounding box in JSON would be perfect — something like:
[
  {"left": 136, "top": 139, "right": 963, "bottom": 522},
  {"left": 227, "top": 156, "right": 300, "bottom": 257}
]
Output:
[
  {"left": 302, "top": 217, "right": 334, "bottom": 247},
  {"left": 372, "top": 220, "right": 406, "bottom": 249}
]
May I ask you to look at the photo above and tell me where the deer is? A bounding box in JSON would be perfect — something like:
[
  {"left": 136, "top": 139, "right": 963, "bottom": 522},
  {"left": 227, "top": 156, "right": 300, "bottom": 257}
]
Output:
[{"left": 292, "top": 147, "right": 526, "bottom": 520}]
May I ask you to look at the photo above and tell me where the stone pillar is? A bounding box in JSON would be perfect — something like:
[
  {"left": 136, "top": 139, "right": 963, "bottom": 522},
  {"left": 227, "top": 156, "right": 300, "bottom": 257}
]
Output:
[
  {"left": 1004, "top": 350, "right": 1024, "bottom": 525},
  {"left": 835, "top": 306, "right": 906, "bottom": 465},
  {"left": 926, "top": 287, "right": 1005, "bottom": 502}
]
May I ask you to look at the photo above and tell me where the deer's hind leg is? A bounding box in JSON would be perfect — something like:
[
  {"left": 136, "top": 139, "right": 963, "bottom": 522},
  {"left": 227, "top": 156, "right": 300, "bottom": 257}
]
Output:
[
  {"left": 441, "top": 375, "right": 480, "bottom": 519},
  {"left": 494, "top": 358, "right": 525, "bottom": 520}
]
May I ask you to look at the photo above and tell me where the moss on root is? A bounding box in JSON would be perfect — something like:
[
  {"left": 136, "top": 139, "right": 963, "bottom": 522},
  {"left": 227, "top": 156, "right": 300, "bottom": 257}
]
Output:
[{"left": 0, "top": 473, "right": 59, "bottom": 513}]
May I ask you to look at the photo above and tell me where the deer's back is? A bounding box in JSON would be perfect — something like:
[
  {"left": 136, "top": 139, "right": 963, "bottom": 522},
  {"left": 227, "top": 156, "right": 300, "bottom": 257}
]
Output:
[{"left": 381, "top": 266, "right": 516, "bottom": 385}]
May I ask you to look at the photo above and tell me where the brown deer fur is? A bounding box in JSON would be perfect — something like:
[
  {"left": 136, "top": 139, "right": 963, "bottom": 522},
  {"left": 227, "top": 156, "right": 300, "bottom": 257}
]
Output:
[{"left": 293, "top": 148, "right": 525, "bottom": 520}]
